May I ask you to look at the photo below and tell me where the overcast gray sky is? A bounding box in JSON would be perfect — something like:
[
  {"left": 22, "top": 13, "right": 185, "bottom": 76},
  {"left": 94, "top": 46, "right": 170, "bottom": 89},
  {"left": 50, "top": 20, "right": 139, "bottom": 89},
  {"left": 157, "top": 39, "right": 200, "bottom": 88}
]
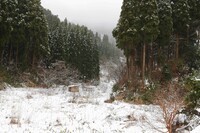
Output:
[{"left": 41, "top": 0, "right": 123, "bottom": 36}]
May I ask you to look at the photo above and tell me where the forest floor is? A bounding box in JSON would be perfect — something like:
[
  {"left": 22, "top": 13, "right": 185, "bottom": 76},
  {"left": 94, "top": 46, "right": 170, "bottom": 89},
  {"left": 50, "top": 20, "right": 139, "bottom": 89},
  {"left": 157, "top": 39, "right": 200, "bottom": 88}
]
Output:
[{"left": 0, "top": 66, "right": 199, "bottom": 133}]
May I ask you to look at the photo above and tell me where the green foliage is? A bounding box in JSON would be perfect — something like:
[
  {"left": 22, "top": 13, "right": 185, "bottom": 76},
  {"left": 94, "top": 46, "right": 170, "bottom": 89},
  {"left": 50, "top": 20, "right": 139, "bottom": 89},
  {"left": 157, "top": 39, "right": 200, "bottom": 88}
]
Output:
[
  {"left": 185, "top": 74, "right": 200, "bottom": 109},
  {"left": 141, "top": 82, "right": 157, "bottom": 104},
  {"left": 113, "top": 0, "right": 160, "bottom": 90},
  {"left": 0, "top": 0, "right": 48, "bottom": 68},
  {"left": 0, "top": 66, "right": 19, "bottom": 86},
  {"left": 162, "top": 64, "right": 172, "bottom": 82},
  {"left": 113, "top": 0, "right": 138, "bottom": 56},
  {"left": 113, "top": 0, "right": 159, "bottom": 50},
  {"left": 112, "top": 83, "right": 121, "bottom": 92},
  {"left": 188, "top": 0, "right": 200, "bottom": 22},
  {"left": 112, "top": 0, "right": 200, "bottom": 106},
  {"left": 0, "top": 0, "right": 101, "bottom": 81},
  {"left": 43, "top": 9, "right": 100, "bottom": 80},
  {"left": 157, "top": 0, "right": 173, "bottom": 47},
  {"left": 126, "top": 92, "right": 134, "bottom": 101},
  {"left": 172, "top": 0, "right": 190, "bottom": 35},
  {"left": 139, "top": 0, "right": 160, "bottom": 43}
]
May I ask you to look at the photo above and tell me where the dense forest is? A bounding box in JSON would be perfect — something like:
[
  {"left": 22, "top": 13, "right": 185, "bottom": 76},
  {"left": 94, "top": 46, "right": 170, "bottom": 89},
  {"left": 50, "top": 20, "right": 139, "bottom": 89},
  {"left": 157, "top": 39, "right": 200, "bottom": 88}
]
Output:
[
  {"left": 43, "top": 9, "right": 122, "bottom": 80},
  {"left": 0, "top": 0, "right": 48, "bottom": 69},
  {"left": 0, "top": 0, "right": 121, "bottom": 81},
  {"left": 113, "top": 0, "right": 200, "bottom": 84},
  {"left": 0, "top": 0, "right": 200, "bottom": 132},
  {"left": 113, "top": 0, "right": 200, "bottom": 111}
]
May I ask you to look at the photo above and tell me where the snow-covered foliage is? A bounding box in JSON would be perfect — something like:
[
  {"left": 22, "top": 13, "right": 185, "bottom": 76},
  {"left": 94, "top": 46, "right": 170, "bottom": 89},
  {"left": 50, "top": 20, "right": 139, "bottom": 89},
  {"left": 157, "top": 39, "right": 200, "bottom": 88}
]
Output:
[{"left": 44, "top": 9, "right": 100, "bottom": 79}]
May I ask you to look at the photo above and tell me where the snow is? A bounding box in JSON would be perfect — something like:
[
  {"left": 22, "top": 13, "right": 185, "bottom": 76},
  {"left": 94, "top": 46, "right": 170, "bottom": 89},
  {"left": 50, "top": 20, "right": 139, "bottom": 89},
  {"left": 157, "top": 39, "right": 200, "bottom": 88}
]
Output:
[
  {"left": 174, "top": 113, "right": 187, "bottom": 123},
  {"left": 191, "top": 125, "right": 200, "bottom": 133},
  {"left": 195, "top": 77, "right": 200, "bottom": 81},
  {"left": 0, "top": 68, "right": 198, "bottom": 132},
  {"left": 0, "top": 86, "right": 166, "bottom": 133}
]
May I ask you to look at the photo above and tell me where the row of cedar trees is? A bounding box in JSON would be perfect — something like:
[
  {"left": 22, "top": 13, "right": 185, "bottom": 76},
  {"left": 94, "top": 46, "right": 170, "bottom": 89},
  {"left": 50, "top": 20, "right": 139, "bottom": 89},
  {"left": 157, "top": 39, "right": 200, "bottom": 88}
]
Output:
[
  {"left": 44, "top": 9, "right": 121, "bottom": 80},
  {"left": 44, "top": 8, "right": 122, "bottom": 79},
  {"left": 113, "top": 0, "right": 200, "bottom": 90},
  {"left": 0, "top": 0, "right": 48, "bottom": 69},
  {"left": 43, "top": 9, "right": 100, "bottom": 80},
  {"left": 0, "top": 0, "right": 121, "bottom": 80}
]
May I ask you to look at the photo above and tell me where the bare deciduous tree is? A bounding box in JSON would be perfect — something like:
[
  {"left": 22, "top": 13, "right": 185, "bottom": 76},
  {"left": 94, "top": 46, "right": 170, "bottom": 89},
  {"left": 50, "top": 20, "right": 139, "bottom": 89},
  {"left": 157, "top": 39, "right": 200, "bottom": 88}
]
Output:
[{"left": 154, "top": 83, "right": 185, "bottom": 133}]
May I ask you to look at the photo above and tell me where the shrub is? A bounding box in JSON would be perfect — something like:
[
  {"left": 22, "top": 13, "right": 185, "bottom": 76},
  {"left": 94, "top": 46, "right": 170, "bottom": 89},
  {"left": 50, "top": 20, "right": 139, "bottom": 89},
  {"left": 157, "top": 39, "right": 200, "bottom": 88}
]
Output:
[
  {"left": 141, "top": 82, "right": 157, "bottom": 104},
  {"left": 112, "top": 83, "right": 121, "bottom": 92},
  {"left": 185, "top": 74, "right": 200, "bottom": 109}
]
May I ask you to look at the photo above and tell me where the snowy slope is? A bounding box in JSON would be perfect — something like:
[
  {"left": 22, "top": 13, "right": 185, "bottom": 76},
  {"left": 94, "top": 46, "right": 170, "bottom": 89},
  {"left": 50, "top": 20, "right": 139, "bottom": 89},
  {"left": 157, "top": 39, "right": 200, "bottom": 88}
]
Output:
[
  {"left": 0, "top": 67, "right": 169, "bottom": 133},
  {"left": 0, "top": 86, "right": 166, "bottom": 133},
  {"left": 2, "top": 67, "right": 198, "bottom": 133}
]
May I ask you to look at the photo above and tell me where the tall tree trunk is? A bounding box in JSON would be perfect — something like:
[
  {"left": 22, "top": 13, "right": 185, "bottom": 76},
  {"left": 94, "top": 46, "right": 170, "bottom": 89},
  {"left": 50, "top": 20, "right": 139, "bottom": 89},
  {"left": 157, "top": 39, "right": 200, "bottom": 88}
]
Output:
[
  {"left": 149, "top": 42, "right": 153, "bottom": 79},
  {"left": 130, "top": 48, "right": 136, "bottom": 90},
  {"left": 142, "top": 43, "right": 146, "bottom": 89},
  {"left": 176, "top": 34, "right": 179, "bottom": 60},
  {"left": 16, "top": 44, "right": 19, "bottom": 67},
  {"left": 157, "top": 47, "right": 161, "bottom": 69},
  {"left": 127, "top": 55, "right": 130, "bottom": 82},
  {"left": 0, "top": 49, "right": 3, "bottom": 65},
  {"left": 0, "top": 48, "right": 2, "bottom": 65},
  {"left": 32, "top": 48, "right": 35, "bottom": 69},
  {"left": 9, "top": 44, "right": 12, "bottom": 63}
]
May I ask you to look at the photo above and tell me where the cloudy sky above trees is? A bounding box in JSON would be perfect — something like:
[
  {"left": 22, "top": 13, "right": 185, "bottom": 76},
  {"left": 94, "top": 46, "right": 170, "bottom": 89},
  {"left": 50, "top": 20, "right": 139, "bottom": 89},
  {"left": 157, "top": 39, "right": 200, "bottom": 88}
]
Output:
[{"left": 41, "top": 0, "right": 123, "bottom": 35}]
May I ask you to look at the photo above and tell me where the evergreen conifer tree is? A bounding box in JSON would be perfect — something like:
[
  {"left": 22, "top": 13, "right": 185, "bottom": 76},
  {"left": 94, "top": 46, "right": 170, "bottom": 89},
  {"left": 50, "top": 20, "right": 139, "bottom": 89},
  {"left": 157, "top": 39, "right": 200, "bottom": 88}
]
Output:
[
  {"left": 113, "top": 0, "right": 159, "bottom": 89},
  {"left": 157, "top": 0, "right": 173, "bottom": 64},
  {"left": 172, "top": 0, "right": 190, "bottom": 59}
]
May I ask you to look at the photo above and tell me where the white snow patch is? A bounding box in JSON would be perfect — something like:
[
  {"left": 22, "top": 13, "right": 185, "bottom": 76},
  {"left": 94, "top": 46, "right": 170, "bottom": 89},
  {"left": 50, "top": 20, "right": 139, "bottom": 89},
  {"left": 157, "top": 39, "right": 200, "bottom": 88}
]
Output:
[
  {"left": 0, "top": 67, "right": 168, "bottom": 132},
  {"left": 191, "top": 125, "right": 200, "bottom": 133},
  {"left": 0, "top": 87, "right": 167, "bottom": 132}
]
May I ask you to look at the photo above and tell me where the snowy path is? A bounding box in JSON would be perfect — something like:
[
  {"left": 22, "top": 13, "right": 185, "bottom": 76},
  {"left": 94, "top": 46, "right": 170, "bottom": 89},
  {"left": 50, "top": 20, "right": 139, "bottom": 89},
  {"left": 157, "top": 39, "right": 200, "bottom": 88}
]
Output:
[{"left": 0, "top": 82, "right": 167, "bottom": 133}]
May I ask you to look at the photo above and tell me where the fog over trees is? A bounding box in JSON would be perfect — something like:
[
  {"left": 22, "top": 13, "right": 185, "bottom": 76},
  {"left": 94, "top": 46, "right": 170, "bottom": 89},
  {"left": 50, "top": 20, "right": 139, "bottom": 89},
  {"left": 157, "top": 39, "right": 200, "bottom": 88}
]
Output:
[{"left": 41, "top": 0, "right": 123, "bottom": 37}]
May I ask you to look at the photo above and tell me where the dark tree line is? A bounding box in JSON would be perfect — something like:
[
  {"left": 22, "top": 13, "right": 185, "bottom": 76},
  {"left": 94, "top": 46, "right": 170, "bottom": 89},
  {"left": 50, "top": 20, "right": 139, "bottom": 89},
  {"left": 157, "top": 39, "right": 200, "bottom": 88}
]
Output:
[
  {"left": 0, "top": 0, "right": 101, "bottom": 80},
  {"left": 0, "top": 0, "right": 116, "bottom": 80},
  {"left": 113, "top": 0, "right": 200, "bottom": 90},
  {"left": 43, "top": 9, "right": 122, "bottom": 80},
  {"left": 0, "top": 0, "right": 48, "bottom": 69},
  {"left": 43, "top": 9, "right": 101, "bottom": 80}
]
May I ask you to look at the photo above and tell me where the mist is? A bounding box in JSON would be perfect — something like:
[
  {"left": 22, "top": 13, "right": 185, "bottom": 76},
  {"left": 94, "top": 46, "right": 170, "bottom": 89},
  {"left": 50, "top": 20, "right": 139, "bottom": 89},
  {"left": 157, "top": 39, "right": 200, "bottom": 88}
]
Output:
[{"left": 41, "top": 0, "right": 123, "bottom": 36}]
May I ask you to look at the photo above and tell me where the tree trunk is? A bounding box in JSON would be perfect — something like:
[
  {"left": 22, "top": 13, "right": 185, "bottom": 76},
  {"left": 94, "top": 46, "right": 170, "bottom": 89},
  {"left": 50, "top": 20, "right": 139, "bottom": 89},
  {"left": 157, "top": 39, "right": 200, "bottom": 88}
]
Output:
[
  {"left": 16, "top": 44, "right": 19, "bottom": 67},
  {"left": 32, "top": 49, "right": 35, "bottom": 69},
  {"left": 149, "top": 42, "right": 153, "bottom": 79},
  {"left": 142, "top": 43, "right": 146, "bottom": 89},
  {"left": 9, "top": 44, "right": 12, "bottom": 63},
  {"left": 157, "top": 46, "right": 161, "bottom": 69},
  {"left": 0, "top": 48, "right": 2, "bottom": 65},
  {"left": 176, "top": 34, "right": 179, "bottom": 60},
  {"left": 0, "top": 49, "right": 3, "bottom": 65},
  {"left": 187, "top": 27, "right": 189, "bottom": 45},
  {"left": 130, "top": 48, "right": 136, "bottom": 90},
  {"left": 126, "top": 54, "right": 130, "bottom": 79}
]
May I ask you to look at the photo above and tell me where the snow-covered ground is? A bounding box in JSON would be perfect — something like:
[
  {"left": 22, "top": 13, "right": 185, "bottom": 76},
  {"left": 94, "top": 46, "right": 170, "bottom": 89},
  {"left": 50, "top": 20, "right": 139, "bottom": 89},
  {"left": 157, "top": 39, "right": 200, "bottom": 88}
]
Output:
[
  {"left": 0, "top": 87, "right": 166, "bottom": 133},
  {"left": 0, "top": 68, "right": 199, "bottom": 133},
  {"left": 191, "top": 125, "right": 200, "bottom": 133}
]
